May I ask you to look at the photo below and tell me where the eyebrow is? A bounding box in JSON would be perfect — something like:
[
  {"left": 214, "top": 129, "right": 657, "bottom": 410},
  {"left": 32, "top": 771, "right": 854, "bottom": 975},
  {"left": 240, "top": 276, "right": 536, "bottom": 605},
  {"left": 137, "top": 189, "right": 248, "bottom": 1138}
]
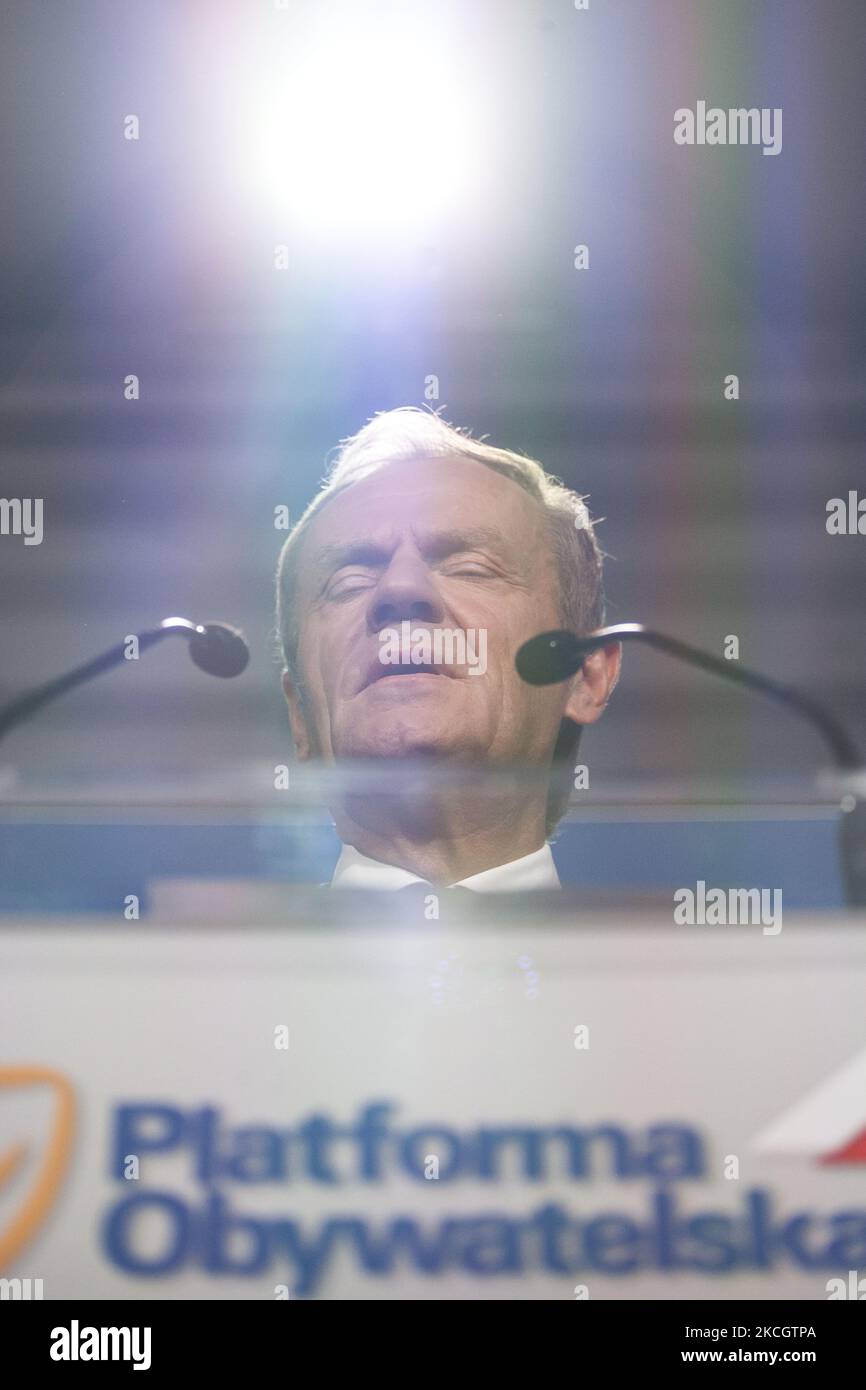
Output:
[
  {"left": 420, "top": 527, "right": 511, "bottom": 561},
  {"left": 310, "top": 540, "right": 395, "bottom": 576},
  {"left": 311, "top": 527, "right": 512, "bottom": 576}
]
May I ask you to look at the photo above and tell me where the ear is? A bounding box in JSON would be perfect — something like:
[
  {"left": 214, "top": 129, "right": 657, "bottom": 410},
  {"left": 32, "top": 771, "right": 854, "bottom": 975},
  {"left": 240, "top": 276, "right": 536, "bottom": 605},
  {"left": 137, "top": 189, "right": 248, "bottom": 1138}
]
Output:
[
  {"left": 281, "top": 671, "right": 312, "bottom": 761},
  {"left": 562, "top": 641, "right": 621, "bottom": 727}
]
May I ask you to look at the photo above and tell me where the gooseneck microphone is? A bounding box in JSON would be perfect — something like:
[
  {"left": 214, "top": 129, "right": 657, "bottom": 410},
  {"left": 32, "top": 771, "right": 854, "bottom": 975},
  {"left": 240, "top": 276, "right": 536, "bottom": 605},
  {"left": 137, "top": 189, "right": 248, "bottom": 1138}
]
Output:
[
  {"left": 0, "top": 616, "right": 249, "bottom": 743},
  {"left": 517, "top": 623, "right": 861, "bottom": 768},
  {"left": 516, "top": 622, "right": 866, "bottom": 905}
]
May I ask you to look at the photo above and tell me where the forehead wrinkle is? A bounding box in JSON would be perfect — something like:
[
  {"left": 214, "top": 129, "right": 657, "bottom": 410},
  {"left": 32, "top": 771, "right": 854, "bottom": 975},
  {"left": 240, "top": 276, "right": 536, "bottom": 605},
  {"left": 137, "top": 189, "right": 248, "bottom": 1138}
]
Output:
[
  {"left": 309, "top": 535, "right": 397, "bottom": 575},
  {"left": 412, "top": 524, "right": 516, "bottom": 559},
  {"left": 303, "top": 473, "right": 549, "bottom": 591},
  {"left": 311, "top": 521, "right": 515, "bottom": 571}
]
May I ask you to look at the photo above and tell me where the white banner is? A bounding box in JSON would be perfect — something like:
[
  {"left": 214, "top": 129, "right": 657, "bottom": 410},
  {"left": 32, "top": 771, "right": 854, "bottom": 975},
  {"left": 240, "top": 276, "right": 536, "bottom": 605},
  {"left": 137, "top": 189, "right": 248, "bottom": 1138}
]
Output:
[{"left": 2, "top": 915, "right": 865, "bottom": 1301}]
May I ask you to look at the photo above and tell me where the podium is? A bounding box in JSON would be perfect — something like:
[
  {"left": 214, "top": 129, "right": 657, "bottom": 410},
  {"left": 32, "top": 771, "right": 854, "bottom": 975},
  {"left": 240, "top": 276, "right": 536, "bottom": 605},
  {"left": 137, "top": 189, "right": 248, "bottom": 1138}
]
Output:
[{"left": 2, "top": 894, "right": 865, "bottom": 1301}]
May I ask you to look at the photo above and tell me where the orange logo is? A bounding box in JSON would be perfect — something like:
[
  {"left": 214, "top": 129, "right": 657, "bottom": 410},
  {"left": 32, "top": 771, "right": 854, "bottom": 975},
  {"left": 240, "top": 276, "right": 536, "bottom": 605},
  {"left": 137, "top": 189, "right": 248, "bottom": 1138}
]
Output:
[{"left": 0, "top": 1066, "right": 75, "bottom": 1268}]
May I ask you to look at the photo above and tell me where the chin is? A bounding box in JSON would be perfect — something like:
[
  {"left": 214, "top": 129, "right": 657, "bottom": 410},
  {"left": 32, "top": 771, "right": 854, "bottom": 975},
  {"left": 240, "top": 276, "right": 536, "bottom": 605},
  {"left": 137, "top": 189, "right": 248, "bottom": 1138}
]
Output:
[
  {"left": 337, "top": 717, "right": 472, "bottom": 761},
  {"left": 344, "top": 735, "right": 461, "bottom": 761}
]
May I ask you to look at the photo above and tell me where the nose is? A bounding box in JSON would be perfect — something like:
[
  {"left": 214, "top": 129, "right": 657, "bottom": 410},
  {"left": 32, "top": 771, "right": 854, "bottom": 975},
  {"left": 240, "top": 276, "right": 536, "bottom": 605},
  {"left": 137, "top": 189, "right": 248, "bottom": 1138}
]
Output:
[{"left": 368, "top": 549, "right": 445, "bottom": 632}]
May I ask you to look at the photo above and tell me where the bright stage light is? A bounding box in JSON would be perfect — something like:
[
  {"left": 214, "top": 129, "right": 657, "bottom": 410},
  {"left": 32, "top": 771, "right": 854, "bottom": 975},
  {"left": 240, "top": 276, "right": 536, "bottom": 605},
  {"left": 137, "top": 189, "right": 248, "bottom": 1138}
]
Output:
[{"left": 238, "top": 15, "right": 481, "bottom": 241}]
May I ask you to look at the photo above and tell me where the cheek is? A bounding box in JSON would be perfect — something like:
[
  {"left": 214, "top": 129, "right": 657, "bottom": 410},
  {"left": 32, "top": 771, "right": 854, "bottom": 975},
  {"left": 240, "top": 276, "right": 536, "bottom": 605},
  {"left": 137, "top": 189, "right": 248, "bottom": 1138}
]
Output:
[
  {"left": 516, "top": 680, "right": 562, "bottom": 727},
  {"left": 295, "top": 641, "right": 330, "bottom": 719},
  {"left": 501, "top": 585, "right": 555, "bottom": 639},
  {"left": 301, "top": 615, "right": 342, "bottom": 685},
  {"left": 313, "top": 607, "right": 366, "bottom": 686}
]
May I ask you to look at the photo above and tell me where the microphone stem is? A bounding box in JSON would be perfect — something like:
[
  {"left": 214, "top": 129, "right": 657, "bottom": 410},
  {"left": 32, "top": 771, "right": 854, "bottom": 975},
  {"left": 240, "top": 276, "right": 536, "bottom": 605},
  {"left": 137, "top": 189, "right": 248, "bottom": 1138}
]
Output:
[
  {"left": 603, "top": 628, "right": 861, "bottom": 770},
  {"left": 0, "top": 625, "right": 182, "bottom": 742}
]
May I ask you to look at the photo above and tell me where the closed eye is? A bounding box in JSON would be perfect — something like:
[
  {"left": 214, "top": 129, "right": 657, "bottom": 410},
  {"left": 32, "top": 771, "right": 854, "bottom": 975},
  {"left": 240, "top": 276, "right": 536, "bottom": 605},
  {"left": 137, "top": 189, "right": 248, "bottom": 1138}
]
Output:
[
  {"left": 443, "top": 561, "right": 499, "bottom": 578},
  {"left": 326, "top": 570, "right": 378, "bottom": 599}
]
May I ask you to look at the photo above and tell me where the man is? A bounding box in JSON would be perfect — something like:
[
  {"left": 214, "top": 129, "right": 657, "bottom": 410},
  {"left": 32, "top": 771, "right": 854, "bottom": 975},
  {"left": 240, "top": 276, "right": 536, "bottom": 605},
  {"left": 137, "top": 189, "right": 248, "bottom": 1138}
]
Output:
[{"left": 276, "top": 408, "right": 620, "bottom": 892}]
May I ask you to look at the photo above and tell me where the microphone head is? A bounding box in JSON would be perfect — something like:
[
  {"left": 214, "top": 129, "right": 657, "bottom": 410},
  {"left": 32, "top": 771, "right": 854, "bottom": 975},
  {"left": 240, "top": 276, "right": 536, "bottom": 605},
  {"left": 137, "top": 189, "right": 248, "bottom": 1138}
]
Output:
[
  {"left": 188, "top": 623, "right": 250, "bottom": 678},
  {"left": 516, "top": 630, "right": 589, "bottom": 685}
]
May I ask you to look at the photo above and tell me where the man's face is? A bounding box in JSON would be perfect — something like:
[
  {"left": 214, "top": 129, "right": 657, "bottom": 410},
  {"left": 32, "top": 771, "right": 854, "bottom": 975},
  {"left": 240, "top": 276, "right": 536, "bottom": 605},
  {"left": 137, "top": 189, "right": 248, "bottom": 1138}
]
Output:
[{"left": 284, "top": 456, "right": 581, "bottom": 771}]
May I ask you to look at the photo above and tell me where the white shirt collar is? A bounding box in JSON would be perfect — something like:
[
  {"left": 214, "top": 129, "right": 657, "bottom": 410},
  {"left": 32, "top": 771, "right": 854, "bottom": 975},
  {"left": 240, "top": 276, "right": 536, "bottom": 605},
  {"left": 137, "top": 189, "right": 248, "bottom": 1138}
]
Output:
[{"left": 330, "top": 842, "right": 560, "bottom": 893}]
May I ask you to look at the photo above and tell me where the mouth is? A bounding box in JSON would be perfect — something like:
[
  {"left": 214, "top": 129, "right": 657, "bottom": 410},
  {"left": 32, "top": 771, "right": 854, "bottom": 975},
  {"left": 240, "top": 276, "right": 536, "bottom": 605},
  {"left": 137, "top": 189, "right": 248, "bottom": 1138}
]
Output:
[{"left": 361, "top": 661, "right": 451, "bottom": 692}]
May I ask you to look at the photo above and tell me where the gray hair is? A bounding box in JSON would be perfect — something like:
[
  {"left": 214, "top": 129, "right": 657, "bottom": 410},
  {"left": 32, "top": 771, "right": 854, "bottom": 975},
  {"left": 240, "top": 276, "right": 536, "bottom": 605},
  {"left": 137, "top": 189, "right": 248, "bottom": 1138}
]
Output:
[{"left": 276, "top": 407, "right": 607, "bottom": 834}]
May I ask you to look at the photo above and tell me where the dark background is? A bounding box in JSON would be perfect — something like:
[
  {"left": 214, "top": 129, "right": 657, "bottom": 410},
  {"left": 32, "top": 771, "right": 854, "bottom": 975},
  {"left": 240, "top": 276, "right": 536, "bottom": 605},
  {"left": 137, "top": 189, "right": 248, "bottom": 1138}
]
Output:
[{"left": 0, "top": 0, "right": 863, "bottom": 904}]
